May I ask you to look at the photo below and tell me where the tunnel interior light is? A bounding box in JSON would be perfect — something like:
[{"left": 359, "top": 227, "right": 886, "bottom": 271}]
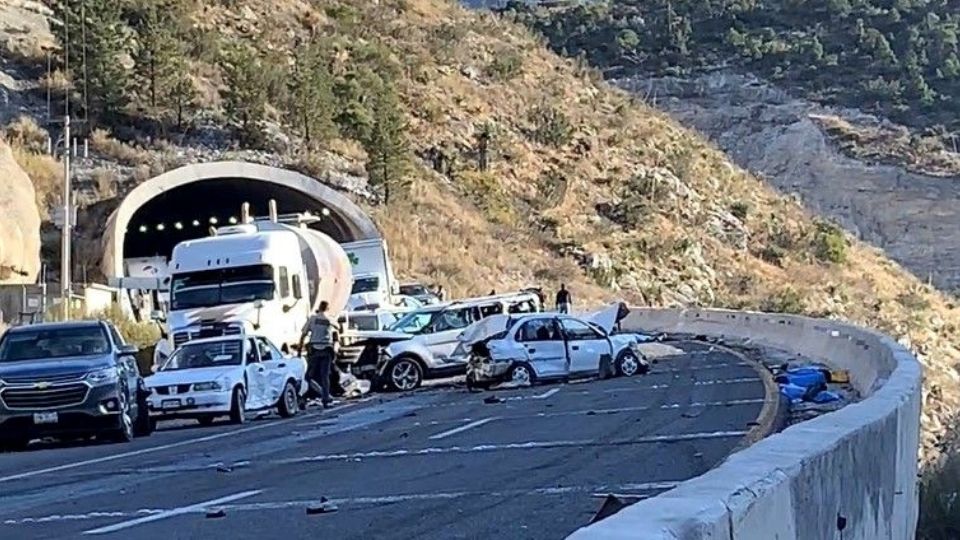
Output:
[
  {"left": 321, "top": 208, "right": 331, "bottom": 217},
  {"left": 139, "top": 225, "right": 148, "bottom": 233},
  {"left": 209, "top": 217, "right": 218, "bottom": 225},
  {"left": 174, "top": 222, "right": 183, "bottom": 230},
  {"left": 156, "top": 223, "right": 165, "bottom": 231},
  {"left": 192, "top": 220, "right": 200, "bottom": 227},
  {"left": 228, "top": 216, "right": 238, "bottom": 224}
]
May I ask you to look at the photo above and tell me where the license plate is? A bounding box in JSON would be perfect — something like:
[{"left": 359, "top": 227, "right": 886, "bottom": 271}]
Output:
[
  {"left": 161, "top": 399, "right": 182, "bottom": 410},
  {"left": 33, "top": 412, "right": 58, "bottom": 424}
]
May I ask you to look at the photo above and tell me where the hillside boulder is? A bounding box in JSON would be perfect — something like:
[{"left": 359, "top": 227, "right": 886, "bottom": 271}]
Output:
[{"left": 0, "top": 141, "right": 41, "bottom": 283}]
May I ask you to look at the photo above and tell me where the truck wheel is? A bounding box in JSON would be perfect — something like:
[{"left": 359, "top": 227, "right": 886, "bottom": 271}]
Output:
[
  {"left": 387, "top": 357, "right": 423, "bottom": 392},
  {"left": 278, "top": 381, "right": 299, "bottom": 418},
  {"left": 229, "top": 387, "right": 247, "bottom": 425}
]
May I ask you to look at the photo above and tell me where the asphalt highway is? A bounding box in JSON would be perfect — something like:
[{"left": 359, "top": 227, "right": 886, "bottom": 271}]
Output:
[{"left": 0, "top": 341, "right": 770, "bottom": 539}]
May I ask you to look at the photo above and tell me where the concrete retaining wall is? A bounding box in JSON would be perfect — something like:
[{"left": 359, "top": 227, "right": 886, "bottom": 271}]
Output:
[{"left": 569, "top": 308, "right": 922, "bottom": 540}]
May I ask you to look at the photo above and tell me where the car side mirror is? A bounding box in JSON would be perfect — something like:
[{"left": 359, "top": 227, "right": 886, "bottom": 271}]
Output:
[
  {"left": 254, "top": 299, "right": 265, "bottom": 310},
  {"left": 119, "top": 344, "right": 139, "bottom": 356},
  {"left": 150, "top": 310, "right": 165, "bottom": 322}
]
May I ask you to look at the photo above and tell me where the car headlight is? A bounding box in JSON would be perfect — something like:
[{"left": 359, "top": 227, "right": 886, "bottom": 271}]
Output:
[
  {"left": 85, "top": 367, "right": 119, "bottom": 385},
  {"left": 193, "top": 381, "right": 223, "bottom": 392}
]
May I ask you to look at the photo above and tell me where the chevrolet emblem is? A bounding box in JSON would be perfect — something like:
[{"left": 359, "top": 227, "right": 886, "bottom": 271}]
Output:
[{"left": 34, "top": 381, "right": 51, "bottom": 390}]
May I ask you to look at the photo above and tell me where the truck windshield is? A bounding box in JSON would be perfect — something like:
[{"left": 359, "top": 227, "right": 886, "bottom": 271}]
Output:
[
  {"left": 351, "top": 276, "right": 380, "bottom": 294},
  {"left": 162, "top": 340, "right": 243, "bottom": 370},
  {"left": 171, "top": 265, "right": 275, "bottom": 310},
  {"left": 0, "top": 326, "right": 110, "bottom": 363}
]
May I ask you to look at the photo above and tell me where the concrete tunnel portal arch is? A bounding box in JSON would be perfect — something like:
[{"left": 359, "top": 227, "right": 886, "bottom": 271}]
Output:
[{"left": 102, "top": 161, "right": 380, "bottom": 278}]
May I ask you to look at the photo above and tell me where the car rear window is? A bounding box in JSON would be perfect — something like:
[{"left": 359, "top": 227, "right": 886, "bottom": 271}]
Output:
[{"left": 0, "top": 326, "right": 110, "bottom": 362}]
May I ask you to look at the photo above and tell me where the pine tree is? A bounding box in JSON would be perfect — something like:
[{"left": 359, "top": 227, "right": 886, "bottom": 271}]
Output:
[
  {"left": 287, "top": 42, "right": 337, "bottom": 149},
  {"left": 48, "top": 0, "right": 132, "bottom": 124},
  {"left": 363, "top": 89, "right": 410, "bottom": 205},
  {"left": 220, "top": 43, "right": 269, "bottom": 145},
  {"left": 133, "top": 3, "right": 183, "bottom": 114}
]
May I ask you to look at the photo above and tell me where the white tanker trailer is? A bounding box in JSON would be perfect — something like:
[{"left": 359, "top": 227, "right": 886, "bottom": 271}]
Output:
[{"left": 155, "top": 201, "right": 352, "bottom": 358}]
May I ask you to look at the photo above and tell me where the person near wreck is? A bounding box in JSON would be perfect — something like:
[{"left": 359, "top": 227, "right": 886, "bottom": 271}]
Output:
[
  {"left": 555, "top": 284, "right": 572, "bottom": 314},
  {"left": 298, "top": 301, "right": 339, "bottom": 408}
]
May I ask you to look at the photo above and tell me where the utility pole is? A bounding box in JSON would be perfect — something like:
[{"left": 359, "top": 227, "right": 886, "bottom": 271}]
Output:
[{"left": 61, "top": 114, "right": 72, "bottom": 320}]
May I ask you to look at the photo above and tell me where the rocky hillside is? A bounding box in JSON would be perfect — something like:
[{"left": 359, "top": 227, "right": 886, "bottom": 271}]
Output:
[
  {"left": 615, "top": 71, "right": 960, "bottom": 294},
  {"left": 0, "top": 0, "right": 958, "bottom": 465}
]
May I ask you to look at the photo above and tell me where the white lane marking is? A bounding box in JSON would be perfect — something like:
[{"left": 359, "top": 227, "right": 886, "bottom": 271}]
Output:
[
  {"left": 277, "top": 431, "right": 748, "bottom": 464},
  {"left": 5, "top": 483, "right": 681, "bottom": 526},
  {"left": 82, "top": 490, "right": 262, "bottom": 535},
  {"left": 428, "top": 417, "right": 496, "bottom": 440},
  {"left": 0, "top": 410, "right": 328, "bottom": 485},
  {"left": 533, "top": 387, "right": 560, "bottom": 400}
]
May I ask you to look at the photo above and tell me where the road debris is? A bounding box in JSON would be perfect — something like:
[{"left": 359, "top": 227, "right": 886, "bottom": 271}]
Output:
[
  {"left": 206, "top": 509, "right": 227, "bottom": 519},
  {"left": 483, "top": 395, "right": 504, "bottom": 404},
  {"left": 306, "top": 497, "right": 339, "bottom": 515}
]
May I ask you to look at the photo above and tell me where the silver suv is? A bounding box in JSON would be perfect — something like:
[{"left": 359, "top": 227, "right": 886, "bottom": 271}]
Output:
[
  {"left": 374, "top": 292, "right": 542, "bottom": 391},
  {"left": 0, "top": 321, "right": 153, "bottom": 450}
]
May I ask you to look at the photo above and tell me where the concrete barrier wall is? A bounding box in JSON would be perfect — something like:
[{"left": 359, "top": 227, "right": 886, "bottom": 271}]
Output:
[{"left": 569, "top": 308, "right": 922, "bottom": 540}]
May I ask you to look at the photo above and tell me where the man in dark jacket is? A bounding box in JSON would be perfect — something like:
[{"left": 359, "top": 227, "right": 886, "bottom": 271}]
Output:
[{"left": 555, "top": 284, "right": 572, "bottom": 314}]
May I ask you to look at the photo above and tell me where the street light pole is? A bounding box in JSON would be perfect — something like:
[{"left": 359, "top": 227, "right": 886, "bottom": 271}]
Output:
[{"left": 61, "top": 114, "right": 71, "bottom": 320}]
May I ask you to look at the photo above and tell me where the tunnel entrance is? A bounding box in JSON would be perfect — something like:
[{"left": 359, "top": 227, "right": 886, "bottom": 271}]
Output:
[
  {"left": 124, "top": 178, "right": 351, "bottom": 260},
  {"left": 102, "top": 161, "right": 380, "bottom": 278}
]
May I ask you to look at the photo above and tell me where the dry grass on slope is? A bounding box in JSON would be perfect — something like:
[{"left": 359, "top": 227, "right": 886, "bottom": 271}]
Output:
[
  {"left": 294, "top": 0, "right": 958, "bottom": 465},
  {"left": 7, "top": 0, "right": 952, "bottom": 464}
]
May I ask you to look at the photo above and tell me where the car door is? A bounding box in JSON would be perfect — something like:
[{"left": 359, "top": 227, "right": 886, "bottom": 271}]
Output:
[
  {"left": 107, "top": 323, "right": 139, "bottom": 411},
  {"left": 514, "top": 317, "right": 567, "bottom": 379},
  {"left": 256, "top": 336, "right": 292, "bottom": 404},
  {"left": 560, "top": 318, "right": 613, "bottom": 375},
  {"left": 243, "top": 338, "right": 269, "bottom": 409},
  {"left": 421, "top": 306, "right": 476, "bottom": 359}
]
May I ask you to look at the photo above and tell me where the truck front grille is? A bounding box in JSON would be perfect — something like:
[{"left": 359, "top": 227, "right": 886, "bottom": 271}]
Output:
[{"left": 1, "top": 383, "right": 89, "bottom": 410}]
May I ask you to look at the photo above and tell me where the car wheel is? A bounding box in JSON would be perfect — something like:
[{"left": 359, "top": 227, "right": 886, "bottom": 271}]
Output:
[
  {"left": 229, "top": 387, "right": 247, "bottom": 425},
  {"left": 133, "top": 391, "right": 153, "bottom": 437},
  {"left": 110, "top": 396, "right": 135, "bottom": 443},
  {"left": 197, "top": 415, "right": 217, "bottom": 426},
  {"left": 388, "top": 357, "right": 423, "bottom": 392},
  {"left": 616, "top": 350, "right": 641, "bottom": 377},
  {"left": 0, "top": 438, "right": 30, "bottom": 452},
  {"left": 508, "top": 363, "right": 536, "bottom": 386},
  {"left": 278, "top": 380, "right": 299, "bottom": 418}
]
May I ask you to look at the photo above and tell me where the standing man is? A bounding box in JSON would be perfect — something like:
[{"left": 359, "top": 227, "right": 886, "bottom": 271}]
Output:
[
  {"left": 555, "top": 284, "right": 572, "bottom": 314},
  {"left": 298, "top": 301, "right": 338, "bottom": 408}
]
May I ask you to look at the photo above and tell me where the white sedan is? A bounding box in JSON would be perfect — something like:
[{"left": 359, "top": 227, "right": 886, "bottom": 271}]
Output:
[
  {"left": 463, "top": 306, "right": 649, "bottom": 388},
  {"left": 145, "top": 335, "right": 307, "bottom": 426}
]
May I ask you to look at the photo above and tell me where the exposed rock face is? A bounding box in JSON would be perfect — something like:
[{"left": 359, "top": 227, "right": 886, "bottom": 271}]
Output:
[
  {"left": 0, "top": 140, "right": 41, "bottom": 283},
  {"left": 615, "top": 72, "right": 960, "bottom": 293}
]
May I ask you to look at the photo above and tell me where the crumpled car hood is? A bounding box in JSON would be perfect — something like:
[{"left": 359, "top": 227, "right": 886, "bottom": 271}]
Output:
[{"left": 583, "top": 302, "right": 630, "bottom": 334}]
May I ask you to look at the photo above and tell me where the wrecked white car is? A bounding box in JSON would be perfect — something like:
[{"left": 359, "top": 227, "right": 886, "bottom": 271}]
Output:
[{"left": 463, "top": 304, "right": 650, "bottom": 389}]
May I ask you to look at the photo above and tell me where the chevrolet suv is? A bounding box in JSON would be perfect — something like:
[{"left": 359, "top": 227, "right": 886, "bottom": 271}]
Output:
[{"left": 0, "top": 320, "right": 153, "bottom": 450}]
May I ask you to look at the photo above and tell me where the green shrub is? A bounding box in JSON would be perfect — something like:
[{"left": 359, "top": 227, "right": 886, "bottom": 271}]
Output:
[
  {"left": 93, "top": 304, "right": 161, "bottom": 348},
  {"left": 730, "top": 201, "right": 750, "bottom": 220},
  {"left": 918, "top": 450, "right": 960, "bottom": 539},
  {"left": 761, "top": 287, "right": 805, "bottom": 314},
  {"left": 528, "top": 104, "right": 573, "bottom": 148},
  {"left": 813, "top": 221, "right": 848, "bottom": 264},
  {"left": 485, "top": 51, "right": 524, "bottom": 81}
]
